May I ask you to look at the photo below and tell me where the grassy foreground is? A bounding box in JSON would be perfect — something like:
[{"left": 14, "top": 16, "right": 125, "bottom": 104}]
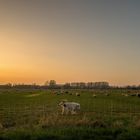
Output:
[
  {"left": 0, "top": 89, "right": 140, "bottom": 139},
  {"left": 0, "top": 127, "right": 140, "bottom": 140}
]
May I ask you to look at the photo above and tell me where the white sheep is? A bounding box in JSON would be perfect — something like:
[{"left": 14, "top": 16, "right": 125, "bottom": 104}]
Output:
[
  {"left": 92, "top": 94, "right": 97, "bottom": 98},
  {"left": 59, "top": 101, "right": 80, "bottom": 115},
  {"left": 75, "top": 92, "right": 80, "bottom": 96}
]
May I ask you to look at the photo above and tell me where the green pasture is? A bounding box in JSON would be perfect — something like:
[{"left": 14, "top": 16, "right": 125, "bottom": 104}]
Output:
[{"left": 0, "top": 89, "right": 140, "bottom": 139}]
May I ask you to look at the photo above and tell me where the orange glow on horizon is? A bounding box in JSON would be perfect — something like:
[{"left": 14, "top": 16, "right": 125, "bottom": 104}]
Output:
[{"left": 0, "top": 0, "right": 140, "bottom": 86}]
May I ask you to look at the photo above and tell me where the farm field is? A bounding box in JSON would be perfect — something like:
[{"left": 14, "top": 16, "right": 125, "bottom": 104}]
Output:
[{"left": 0, "top": 89, "right": 140, "bottom": 140}]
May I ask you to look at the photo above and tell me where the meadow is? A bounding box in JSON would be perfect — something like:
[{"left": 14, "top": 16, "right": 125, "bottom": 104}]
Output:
[{"left": 0, "top": 88, "right": 140, "bottom": 140}]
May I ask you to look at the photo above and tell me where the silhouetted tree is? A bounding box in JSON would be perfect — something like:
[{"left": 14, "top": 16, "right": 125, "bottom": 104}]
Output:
[
  {"left": 49, "top": 80, "right": 56, "bottom": 87},
  {"left": 63, "top": 83, "right": 71, "bottom": 89}
]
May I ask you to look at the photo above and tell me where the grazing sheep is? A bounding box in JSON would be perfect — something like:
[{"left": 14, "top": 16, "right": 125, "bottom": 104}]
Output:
[
  {"left": 130, "top": 93, "right": 137, "bottom": 97},
  {"left": 53, "top": 91, "right": 58, "bottom": 95},
  {"left": 137, "top": 93, "right": 140, "bottom": 97},
  {"left": 75, "top": 92, "right": 80, "bottom": 96},
  {"left": 122, "top": 93, "right": 129, "bottom": 97},
  {"left": 60, "top": 90, "right": 64, "bottom": 94},
  {"left": 69, "top": 93, "right": 73, "bottom": 95},
  {"left": 92, "top": 94, "right": 97, "bottom": 98},
  {"left": 58, "top": 101, "right": 80, "bottom": 115},
  {"left": 105, "top": 93, "right": 110, "bottom": 96},
  {"left": 56, "top": 92, "right": 60, "bottom": 95}
]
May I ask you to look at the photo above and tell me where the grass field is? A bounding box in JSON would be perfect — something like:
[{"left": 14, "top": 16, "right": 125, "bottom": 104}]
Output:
[{"left": 0, "top": 89, "right": 140, "bottom": 139}]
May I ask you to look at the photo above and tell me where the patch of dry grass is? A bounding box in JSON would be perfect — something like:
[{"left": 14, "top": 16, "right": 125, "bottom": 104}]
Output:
[{"left": 25, "top": 93, "right": 41, "bottom": 98}]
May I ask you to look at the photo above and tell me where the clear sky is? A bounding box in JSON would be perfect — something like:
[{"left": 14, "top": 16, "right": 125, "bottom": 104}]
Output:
[{"left": 0, "top": 0, "right": 140, "bottom": 86}]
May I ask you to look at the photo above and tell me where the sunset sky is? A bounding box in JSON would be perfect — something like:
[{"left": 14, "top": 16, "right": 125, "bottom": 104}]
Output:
[{"left": 0, "top": 0, "right": 140, "bottom": 86}]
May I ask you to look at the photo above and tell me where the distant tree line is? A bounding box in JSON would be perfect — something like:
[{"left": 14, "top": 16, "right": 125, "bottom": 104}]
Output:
[
  {"left": 63, "top": 82, "right": 110, "bottom": 89},
  {"left": 0, "top": 80, "right": 140, "bottom": 90}
]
